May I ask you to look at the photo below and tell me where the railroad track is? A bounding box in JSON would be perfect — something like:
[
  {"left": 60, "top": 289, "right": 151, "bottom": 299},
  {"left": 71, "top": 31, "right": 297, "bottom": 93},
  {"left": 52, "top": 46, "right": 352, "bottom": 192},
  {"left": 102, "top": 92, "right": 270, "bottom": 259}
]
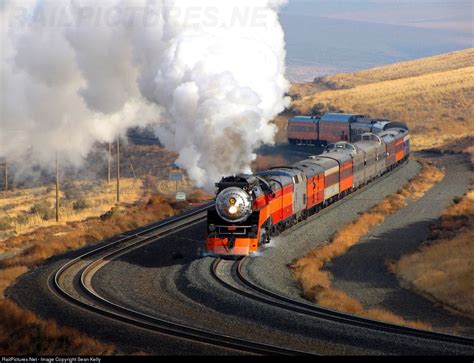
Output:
[
  {"left": 47, "top": 157, "right": 473, "bottom": 355},
  {"left": 208, "top": 156, "right": 474, "bottom": 349},
  {"left": 48, "top": 158, "right": 413, "bottom": 355},
  {"left": 211, "top": 258, "right": 474, "bottom": 348},
  {"left": 50, "top": 203, "right": 310, "bottom": 356}
]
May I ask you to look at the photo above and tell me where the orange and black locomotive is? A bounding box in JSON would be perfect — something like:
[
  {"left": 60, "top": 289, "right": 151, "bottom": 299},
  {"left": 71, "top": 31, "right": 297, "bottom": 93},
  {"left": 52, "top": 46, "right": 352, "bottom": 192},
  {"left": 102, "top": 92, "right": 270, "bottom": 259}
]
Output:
[{"left": 206, "top": 117, "right": 410, "bottom": 257}]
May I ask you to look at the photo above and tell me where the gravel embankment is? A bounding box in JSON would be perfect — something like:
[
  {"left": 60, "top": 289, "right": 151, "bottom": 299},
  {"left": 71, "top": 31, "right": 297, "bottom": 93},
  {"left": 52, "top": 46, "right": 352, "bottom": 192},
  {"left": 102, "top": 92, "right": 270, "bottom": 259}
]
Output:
[{"left": 326, "top": 153, "right": 474, "bottom": 336}]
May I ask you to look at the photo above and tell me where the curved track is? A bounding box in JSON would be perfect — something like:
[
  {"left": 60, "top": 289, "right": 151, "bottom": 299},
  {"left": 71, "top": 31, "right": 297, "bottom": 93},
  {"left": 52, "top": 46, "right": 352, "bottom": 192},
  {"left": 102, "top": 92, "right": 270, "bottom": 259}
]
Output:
[
  {"left": 51, "top": 205, "right": 309, "bottom": 356},
  {"left": 9, "top": 155, "right": 474, "bottom": 355},
  {"left": 211, "top": 258, "right": 474, "bottom": 347}
]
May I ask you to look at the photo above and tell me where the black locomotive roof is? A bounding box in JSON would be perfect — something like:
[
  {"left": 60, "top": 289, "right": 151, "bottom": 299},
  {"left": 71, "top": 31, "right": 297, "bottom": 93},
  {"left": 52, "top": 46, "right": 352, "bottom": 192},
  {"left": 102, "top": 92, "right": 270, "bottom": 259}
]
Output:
[{"left": 215, "top": 174, "right": 259, "bottom": 190}]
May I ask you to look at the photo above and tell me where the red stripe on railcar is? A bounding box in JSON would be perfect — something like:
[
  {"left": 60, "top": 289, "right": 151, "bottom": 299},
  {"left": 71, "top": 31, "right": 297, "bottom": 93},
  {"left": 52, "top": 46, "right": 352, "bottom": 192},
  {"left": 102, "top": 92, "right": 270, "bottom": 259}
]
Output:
[
  {"left": 395, "top": 139, "right": 404, "bottom": 162},
  {"left": 339, "top": 161, "right": 353, "bottom": 192},
  {"left": 287, "top": 122, "right": 319, "bottom": 141},
  {"left": 317, "top": 174, "right": 325, "bottom": 202},
  {"left": 306, "top": 177, "right": 317, "bottom": 208}
]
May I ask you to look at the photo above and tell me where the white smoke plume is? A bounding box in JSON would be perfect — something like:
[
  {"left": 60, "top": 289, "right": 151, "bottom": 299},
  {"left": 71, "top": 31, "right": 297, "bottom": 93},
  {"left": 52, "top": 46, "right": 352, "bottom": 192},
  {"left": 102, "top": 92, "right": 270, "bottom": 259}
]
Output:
[{"left": 0, "top": 0, "right": 289, "bottom": 190}]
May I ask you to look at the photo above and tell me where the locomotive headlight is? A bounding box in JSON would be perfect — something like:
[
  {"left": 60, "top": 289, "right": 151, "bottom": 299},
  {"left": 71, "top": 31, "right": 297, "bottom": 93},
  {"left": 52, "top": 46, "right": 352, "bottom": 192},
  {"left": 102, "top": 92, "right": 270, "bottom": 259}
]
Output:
[
  {"left": 215, "top": 187, "right": 252, "bottom": 223},
  {"left": 228, "top": 205, "right": 238, "bottom": 214}
]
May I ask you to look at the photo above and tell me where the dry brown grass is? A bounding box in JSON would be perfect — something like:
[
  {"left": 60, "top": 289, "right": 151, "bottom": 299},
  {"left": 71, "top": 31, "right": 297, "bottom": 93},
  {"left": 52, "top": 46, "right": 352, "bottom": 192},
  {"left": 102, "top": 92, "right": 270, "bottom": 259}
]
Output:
[
  {"left": 314, "top": 288, "right": 431, "bottom": 330},
  {"left": 289, "top": 82, "right": 329, "bottom": 98},
  {"left": 291, "top": 162, "right": 445, "bottom": 330},
  {"left": 0, "top": 178, "right": 144, "bottom": 242},
  {"left": 285, "top": 49, "right": 474, "bottom": 152},
  {"left": 0, "top": 193, "right": 192, "bottom": 355},
  {"left": 1, "top": 194, "right": 184, "bottom": 269},
  {"left": 0, "top": 298, "right": 115, "bottom": 355},
  {"left": 186, "top": 189, "right": 214, "bottom": 204},
  {"left": 0, "top": 266, "right": 28, "bottom": 297},
  {"left": 321, "top": 48, "right": 474, "bottom": 88},
  {"left": 292, "top": 66, "right": 474, "bottom": 150},
  {"left": 389, "top": 190, "right": 474, "bottom": 318}
]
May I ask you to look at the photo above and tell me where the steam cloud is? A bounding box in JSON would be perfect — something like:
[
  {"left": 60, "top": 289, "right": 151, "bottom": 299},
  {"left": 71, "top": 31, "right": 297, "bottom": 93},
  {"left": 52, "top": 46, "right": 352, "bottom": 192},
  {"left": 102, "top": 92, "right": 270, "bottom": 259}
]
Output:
[{"left": 1, "top": 0, "right": 289, "bottom": 190}]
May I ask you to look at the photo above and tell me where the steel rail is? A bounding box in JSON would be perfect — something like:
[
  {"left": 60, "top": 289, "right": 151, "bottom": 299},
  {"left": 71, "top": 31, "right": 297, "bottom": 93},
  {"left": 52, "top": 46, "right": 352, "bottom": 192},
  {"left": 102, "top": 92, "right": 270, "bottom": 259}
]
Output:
[
  {"left": 50, "top": 204, "right": 310, "bottom": 356},
  {"left": 49, "top": 157, "right": 456, "bottom": 355},
  {"left": 209, "top": 251, "right": 473, "bottom": 348}
]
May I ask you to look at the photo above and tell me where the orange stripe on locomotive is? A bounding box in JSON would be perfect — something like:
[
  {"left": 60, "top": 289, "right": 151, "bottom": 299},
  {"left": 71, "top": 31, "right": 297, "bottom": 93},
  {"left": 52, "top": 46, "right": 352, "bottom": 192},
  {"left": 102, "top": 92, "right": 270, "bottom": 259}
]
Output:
[
  {"left": 268, "top": 184, "right": 293, "bottom": 224},
  {"left": 395, "top": 139, "right": 404, "bottom": 162},
  {"left": 207, "top": 237, "right": 258, "bottom": 255},
  {"left": 339, "top": 161, "right": 353, "bottom": 192},
  {"left": 306, "top": 173, "right": 325, "bottom": 208}
]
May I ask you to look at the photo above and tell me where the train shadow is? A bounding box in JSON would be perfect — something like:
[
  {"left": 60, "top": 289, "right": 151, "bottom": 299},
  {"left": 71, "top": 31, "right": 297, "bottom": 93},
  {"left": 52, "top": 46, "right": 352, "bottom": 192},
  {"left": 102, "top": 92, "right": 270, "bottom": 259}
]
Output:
[{"left": 111, "top": 220, "right": 207, "bottom": 269}]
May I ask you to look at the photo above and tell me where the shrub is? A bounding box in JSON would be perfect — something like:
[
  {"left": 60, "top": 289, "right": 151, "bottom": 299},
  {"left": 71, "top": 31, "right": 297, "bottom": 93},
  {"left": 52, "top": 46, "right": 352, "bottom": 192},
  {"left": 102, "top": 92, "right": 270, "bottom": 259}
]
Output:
[
  {"left": 16, "top": 214, "right": 29, "bottom": 225},
  {"left": 100, "top": 206, "right": 124, "bottom": 221},
  {"left": 0, "top": 217, "right": 13, "bottom": 231},
  {"left": 72, "top": 198, "right": 89, "bottom": 211},
  {"left": 0, "top": 204, "right": 15, "bottom": 212},
  {"left": 310, "top": 102, "right": 326, "bottom": 116},
  {"left": 310, "top": 102, "right": 345, "bottom": 117},
  {"left": 30, "top": 202, "right": 55, "bottom": 221}
]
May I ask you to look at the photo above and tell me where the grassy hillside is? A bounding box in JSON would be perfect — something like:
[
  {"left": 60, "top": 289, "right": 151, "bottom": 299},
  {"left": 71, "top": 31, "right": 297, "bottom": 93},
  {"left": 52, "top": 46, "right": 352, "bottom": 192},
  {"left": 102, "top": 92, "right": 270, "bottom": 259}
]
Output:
[
  {"left": 0, "top": 178, "right": 144, "bottom": 243},
  {"left": 288, "top": 48, "right": 474, "bottom": 150},
  {"left": 319, "top": 48, "right": 474, "bottom": 88}
]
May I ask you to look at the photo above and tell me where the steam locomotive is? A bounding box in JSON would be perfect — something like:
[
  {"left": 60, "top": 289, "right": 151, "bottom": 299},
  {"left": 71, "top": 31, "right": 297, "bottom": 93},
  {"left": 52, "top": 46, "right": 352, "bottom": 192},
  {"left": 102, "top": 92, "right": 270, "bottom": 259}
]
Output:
[{"left": 205, "top": 124, "right": 410, "bottom": 257}]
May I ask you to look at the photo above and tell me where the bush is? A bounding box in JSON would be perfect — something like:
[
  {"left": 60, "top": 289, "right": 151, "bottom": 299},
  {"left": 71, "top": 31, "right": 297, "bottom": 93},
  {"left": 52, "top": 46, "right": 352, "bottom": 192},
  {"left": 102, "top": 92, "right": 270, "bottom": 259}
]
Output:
[
  {"left": 0, "top": 203, "right": 15, "bottom": 212},
  {"left": 100, "top": 206, "right": 124, "bottom": 221},
  {"left": 0, "top": 217, "right": 13, "bottom": 231},
  {"left": 30, "top": 202, "right": 55, "bottom": 221},
  {"left": 310, "top": 102, "right": 326, "bottom": 117},
  {"left": 310, "top": 102, "right": 345, "bottom": 117},
  {"left": 72, "top": 198, "right": 90, "bottom": 211},
  {"left": 16, "top": 214, "right": 29, "bottom": 225},
  {"left": 63, "top": 180, "right": 101, "bottom": 200},
  {"left": 287, "top": 93, "right": 301, "bottom": 101}
]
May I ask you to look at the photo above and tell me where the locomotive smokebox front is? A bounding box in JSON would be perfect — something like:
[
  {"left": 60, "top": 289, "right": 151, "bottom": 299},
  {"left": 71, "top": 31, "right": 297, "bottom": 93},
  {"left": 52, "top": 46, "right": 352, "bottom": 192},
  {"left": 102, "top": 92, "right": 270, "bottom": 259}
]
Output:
[{"left": 215, "top": 187, "right": 253, "bottom": 223}]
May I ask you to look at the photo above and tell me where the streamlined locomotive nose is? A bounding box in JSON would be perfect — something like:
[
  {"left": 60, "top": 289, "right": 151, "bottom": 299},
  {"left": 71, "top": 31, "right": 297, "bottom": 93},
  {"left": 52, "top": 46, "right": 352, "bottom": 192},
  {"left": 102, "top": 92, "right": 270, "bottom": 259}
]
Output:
[{"left": 215, "top": 187, "right": 253, "bottom": 223}]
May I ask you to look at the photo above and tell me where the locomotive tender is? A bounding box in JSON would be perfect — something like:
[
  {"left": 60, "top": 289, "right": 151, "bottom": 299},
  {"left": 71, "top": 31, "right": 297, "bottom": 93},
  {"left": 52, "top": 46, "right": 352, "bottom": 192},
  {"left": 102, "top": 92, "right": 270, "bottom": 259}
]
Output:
[
  {"left": 287, "top": 113, "right": 408, "bottom": 146},
  {"left": 205, "top": 126, "right": 410, "bottom": 257}
]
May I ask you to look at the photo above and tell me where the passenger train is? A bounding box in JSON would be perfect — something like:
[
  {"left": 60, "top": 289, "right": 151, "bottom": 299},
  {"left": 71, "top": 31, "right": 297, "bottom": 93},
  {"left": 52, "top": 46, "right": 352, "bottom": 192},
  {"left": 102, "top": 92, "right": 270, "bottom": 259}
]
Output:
[
  {"left": 287, "top": 113, "right": 408, "bottom": 146},
  {"left": 205, "top": 124, "right": 410, "bottom": 257}
]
